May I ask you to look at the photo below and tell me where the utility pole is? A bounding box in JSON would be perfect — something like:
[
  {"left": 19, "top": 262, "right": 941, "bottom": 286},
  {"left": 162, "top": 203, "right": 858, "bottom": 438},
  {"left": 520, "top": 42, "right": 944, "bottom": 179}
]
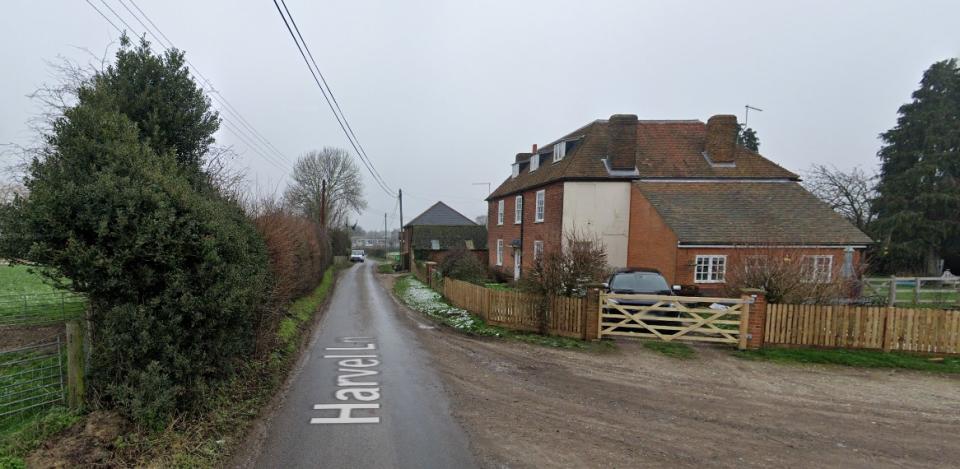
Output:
[
  {"left": 319, "top": 178, "right": 327, "bottom": 228},
  {"left": 398, "top": 188, "right": 405, "bottom": 268},
  {"left": 384, "top": 212, "right": 388, "bottom": 252}
]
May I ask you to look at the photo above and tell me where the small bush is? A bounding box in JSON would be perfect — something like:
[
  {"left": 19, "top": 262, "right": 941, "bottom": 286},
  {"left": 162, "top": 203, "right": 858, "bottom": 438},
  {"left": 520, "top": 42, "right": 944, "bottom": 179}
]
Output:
[{"left": 439, "top": 248, "right": 488, "bottom": 284}]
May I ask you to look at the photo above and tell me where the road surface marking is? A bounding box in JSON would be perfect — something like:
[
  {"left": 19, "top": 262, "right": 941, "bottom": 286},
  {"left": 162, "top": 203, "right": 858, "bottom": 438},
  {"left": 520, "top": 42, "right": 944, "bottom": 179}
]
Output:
[{"left": 312, "top": 336, "right": 382, "bottom": 424}]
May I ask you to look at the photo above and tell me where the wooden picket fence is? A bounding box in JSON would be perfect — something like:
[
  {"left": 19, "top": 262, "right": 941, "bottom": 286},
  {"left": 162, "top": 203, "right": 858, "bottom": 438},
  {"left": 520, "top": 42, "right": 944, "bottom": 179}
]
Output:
[
  {"left": 766, "top": 304, "right": 960, "bottom": 354},
  {"left": 441, "top": 278, "right": 591, "bottom": 339}
]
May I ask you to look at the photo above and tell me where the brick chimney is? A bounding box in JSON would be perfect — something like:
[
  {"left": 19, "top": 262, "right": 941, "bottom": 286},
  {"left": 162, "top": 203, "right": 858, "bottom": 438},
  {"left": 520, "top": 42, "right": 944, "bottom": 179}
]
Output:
[
  {"left": 705, "top": 114, "right": 739, "bottom": 164},
  {"left": 531, "top": 144, "right": 538, "bottom": 154},
  {"left": 607, "top": 114, "right": 638, "bottom": 170}
]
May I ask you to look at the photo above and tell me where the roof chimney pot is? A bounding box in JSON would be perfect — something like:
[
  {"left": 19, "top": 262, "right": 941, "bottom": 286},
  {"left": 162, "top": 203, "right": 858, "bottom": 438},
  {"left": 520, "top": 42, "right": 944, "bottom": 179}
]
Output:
[
  {"left": 607, "top": 114, "right": 638, "bottom": 170},
  {"left": 706, "top": 114, "right": 739, "bottom": 164}
]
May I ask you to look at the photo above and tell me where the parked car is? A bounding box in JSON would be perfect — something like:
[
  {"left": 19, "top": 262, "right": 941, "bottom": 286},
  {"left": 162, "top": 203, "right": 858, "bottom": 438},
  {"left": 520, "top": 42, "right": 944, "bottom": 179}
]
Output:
[
  {"left": 350, "top": 250, "right": 365, "bottom": 263},
  {"left": 603, "top": 268, "right": 682, "bottom": 323}
]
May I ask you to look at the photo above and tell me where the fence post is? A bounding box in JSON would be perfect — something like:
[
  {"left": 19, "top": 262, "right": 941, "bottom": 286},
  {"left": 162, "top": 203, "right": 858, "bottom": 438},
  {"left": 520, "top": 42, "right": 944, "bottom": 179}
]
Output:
[
  {"left": 888, "top": 276, "right": 897, "bottom": 306},
  {"left": 582, "top": 288, "right": 600, "bottom": 341},
  {"left": 881, "top": 307, "right": 895, "bottom": 352},
  {"left": 914, "top": 278, "right": 921, "bottom": 305},
  {"left": 738, "top": 295, "right": 751, "bottom": 350},
  {"left": 66, "top": 320, "right": 85, "bottom": 410},
  {"left": 740, "top": 288, "right": 766, "bottom": 349}
]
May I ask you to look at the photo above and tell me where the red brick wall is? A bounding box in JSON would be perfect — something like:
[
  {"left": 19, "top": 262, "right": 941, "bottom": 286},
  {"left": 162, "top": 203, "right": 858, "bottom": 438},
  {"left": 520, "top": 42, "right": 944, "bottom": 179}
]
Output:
[
  {"left": 675, "top": 247, "right": 863, "bottom": 295},
  {"left": 487, "top": 182, "right": 564, "bottom": 278},
  {"left": 626, "top": 185, "right": 680, "bottom": 280},
  {"left": 626, "top": 186, "right": 865, "bottom": 295}
]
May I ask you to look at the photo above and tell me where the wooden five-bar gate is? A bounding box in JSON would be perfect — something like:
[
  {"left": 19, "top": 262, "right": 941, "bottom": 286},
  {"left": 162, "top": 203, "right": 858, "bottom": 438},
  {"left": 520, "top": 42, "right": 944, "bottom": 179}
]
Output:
[{"left": 599, "top": 293, "right": 753, "bottom": 349}]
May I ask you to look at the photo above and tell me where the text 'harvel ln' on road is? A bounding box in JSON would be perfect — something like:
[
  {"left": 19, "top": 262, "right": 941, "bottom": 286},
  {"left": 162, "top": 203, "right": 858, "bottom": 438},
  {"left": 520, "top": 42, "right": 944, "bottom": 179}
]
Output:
[{"left": 312, "top": 337, "right": 382, "bottom": 424}]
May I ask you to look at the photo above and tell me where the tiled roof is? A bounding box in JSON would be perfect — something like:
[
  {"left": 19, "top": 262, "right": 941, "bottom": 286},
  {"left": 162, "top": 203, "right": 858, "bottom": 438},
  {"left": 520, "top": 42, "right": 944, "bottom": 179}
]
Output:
[
  {"left": 404, "top": 201, "right": 477, "bottom": 227},
  {"left": 488, "top": 119, "right": 799, "bottom": 199},
  {"left": 408, "top": 225, "right": 488, "bottom": 250},
  {"left": 636, "top": 181, "right": 874, "bottom": 246}
]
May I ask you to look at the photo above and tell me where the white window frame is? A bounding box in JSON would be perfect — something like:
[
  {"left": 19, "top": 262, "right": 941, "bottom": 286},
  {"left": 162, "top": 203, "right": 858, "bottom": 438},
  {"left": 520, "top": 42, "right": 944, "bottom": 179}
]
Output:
[
  {"left": 535, "top": 190, "right": 545, "bottom": 223},
  {"left": 533, "top": 240, "right": 544, "bottom": 261},
  {"left": 497, "top": 200, "right": 504, "bottom": 225},
  {"left": 530, "top": 154, "right": 539, "bottom": 171},
  {"left": 694, "top": 255, "right": 726, "bottom": 283},
  {"left": 511, "top": 163, "right": 519, "bottom": 178},
  {"left": 801, "top": 255, "right": 833, "bottom": 283},
  {"left": 496, "top": 239, "right": 504, "bottom": 266},
  {"left": 514, "top": 196, "right": 522, "bottom": 224},
  {"left": 552, "top": 142, "right": 566, "bottom": 162}
]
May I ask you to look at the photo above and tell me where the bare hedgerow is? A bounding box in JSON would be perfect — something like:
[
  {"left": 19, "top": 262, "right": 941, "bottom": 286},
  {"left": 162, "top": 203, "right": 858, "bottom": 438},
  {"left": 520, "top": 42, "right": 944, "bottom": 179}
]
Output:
[{"left": 721, "top": 247, "right": 862, "bottom": 304}]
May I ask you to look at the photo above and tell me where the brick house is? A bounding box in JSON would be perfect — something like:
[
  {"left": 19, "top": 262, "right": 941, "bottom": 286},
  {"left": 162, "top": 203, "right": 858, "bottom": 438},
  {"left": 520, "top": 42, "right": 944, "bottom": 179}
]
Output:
[
  {"left": 403, "top": 201, "right": 487, "bottom": 264},
  {"left": 485, "top": 113, "right": 872, "bottom": 292}
]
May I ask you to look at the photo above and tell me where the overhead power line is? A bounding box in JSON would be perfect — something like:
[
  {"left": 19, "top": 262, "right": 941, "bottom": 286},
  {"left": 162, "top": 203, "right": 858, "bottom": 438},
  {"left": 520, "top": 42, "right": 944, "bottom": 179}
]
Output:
[
  {"left": 270, "top": 0, "right": 395, "bottom": 198},
  {"left": 120, "top": 0, "right": 291, "bottom": 169},
  {"left": 276, "top": 0, "right": 388, "bottom": 190},
  {"left": 85, "top": 0, "right": 290, "bottom": 170}
]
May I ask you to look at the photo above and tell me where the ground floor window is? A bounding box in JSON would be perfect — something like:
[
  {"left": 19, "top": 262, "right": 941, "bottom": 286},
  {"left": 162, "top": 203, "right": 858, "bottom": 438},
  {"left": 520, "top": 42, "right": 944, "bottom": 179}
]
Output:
[
  {"left": 533, "top": 240, "right": 544, "bottom": 261},
  {"left": 744, "top": 255, "right": 768, "bottom": 273},
  {"left": 496, "top": 239, "right": 503, "bottom": 266},
  {"left": 694, "top": 255, "right": 726, "bottom": 283},
  {"left": 801, "top": 255, "right": 833, "bottom": 283}
]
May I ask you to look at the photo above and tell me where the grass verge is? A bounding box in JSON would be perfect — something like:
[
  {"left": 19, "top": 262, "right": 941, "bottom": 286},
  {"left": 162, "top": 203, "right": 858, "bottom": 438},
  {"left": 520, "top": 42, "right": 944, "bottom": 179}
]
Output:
[
  {"left": 376, "top": 262, "right": 394, "bottom": 274},
  {"left": 642, "top": 340, "right": 696, "bottom": 359},
  {"left": 0, "top": 407, "right": 80, "bottom": 469},
  {"left": 735, "top": 347, "right": 960, "bottom": 374},
  {"left": 394, "top": 275, "right": 612, "bottom": 351},
  {"left": 101, "top": 263, "right": 347, "bottom": 467}
]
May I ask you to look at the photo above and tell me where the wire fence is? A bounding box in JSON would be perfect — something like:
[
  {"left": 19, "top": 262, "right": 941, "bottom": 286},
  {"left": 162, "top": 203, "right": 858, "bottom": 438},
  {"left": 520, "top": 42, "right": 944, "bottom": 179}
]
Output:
[
  {"left": 0, "top": 292, "right": 86, "bottom": 327},
  {"left": 0, "top": 339, "right": 65, "bottom": 424}
]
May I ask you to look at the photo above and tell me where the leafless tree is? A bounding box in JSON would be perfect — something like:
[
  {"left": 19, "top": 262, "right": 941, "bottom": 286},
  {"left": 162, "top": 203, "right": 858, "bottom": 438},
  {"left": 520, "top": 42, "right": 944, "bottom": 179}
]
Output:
[
  {"left": 802, "top": 164, "right": 877, "bottom": 231},
  {"left": 284, "top": 147, "right": 367, "bottom": 228},
  {"left": 522, "top": 230, "right": 609, "bottom": 333},
  {"left": 204, "top": 145, "right": 249, "bottom": 200},
  {"left": 0, "top": 181, "right": 26, "bottom": 204}
]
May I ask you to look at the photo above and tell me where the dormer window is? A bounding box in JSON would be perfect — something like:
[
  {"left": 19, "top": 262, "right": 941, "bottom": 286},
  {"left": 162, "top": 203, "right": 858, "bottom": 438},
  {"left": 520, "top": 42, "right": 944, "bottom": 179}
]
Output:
[
  {"left": 511, "top": 163, "right": 520, "bottom": 178},
  {"left": 552, "top": 142, "right": 566, "bottom": 162},
  {"left": 530, "top": 154, "right": 539, "bottom": 171}
]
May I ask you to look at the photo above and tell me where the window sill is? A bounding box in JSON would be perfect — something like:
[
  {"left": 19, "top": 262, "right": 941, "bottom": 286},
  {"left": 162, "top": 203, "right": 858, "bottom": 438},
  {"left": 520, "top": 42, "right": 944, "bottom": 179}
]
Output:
[
  {"left": 694, "top": 280, "right": 725, "bottom": 284},
  {"left": 534, "top": 219, "right": 544, "bottom": 224}
]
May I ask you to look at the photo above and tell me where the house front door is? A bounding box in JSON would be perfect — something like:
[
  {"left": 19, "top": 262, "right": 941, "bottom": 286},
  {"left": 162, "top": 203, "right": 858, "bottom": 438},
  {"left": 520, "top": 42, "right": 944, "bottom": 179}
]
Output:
[{"left": 513, "top": 250, "right": 521, "bottom": 281}]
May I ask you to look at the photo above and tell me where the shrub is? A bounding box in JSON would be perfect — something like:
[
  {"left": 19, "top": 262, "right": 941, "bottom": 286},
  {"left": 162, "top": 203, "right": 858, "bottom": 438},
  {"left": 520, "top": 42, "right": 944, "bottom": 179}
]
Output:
[
  {"left": 722, "top": 248, "right": 858, "bottom": 303},
  {"left": 330, "top": 228, "right": 352, "bottom": 256},
  {"left": 523, "top": 230, "right": 609, "bottom": 298},
  {"left": 0, "top": 39, "right": 270, "bottom": 427},
  {"left": 439, "top": 248, "right": 488, "bottom": 284}
]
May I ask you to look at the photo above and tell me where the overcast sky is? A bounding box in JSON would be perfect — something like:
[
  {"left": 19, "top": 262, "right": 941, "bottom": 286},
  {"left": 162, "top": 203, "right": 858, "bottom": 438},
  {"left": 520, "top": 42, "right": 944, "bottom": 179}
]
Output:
[{"left": 2, "top": 0, "right": 959, "bottom": 231}]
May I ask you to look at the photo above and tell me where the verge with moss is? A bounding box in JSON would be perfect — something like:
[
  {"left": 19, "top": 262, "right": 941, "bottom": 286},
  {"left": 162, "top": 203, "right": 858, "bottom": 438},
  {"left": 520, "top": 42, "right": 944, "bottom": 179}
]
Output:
[
  {"left": 642, "top": 340, "right": 696, "bottom": 359},
  {"left": 735, "top": 347, "right": 960, "bottom": 373}
]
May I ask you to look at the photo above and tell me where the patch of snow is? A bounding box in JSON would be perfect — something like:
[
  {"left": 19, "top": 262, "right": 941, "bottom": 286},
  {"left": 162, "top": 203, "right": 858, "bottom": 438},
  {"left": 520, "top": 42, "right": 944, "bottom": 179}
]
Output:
[{"left": 401, "top": 278, "right": 477, "bottom": 330}]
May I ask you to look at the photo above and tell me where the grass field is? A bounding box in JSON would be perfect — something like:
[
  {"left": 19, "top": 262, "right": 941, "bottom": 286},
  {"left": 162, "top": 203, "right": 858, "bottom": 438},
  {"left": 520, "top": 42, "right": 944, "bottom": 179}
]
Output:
[
  {"left": 0, "top": 265, "right": 66, "bottom": 296},
  {"left": 862, "top": 278, "right": 959, "bottom": 307},
  {"left": 0, "top": 265, "right": 85, "bottom": 327}
]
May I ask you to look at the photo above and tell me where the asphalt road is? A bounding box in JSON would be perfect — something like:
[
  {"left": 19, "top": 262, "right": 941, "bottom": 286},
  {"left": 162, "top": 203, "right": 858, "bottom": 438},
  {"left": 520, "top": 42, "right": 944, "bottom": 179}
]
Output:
[{"left": 254, "top": 261, "right": 476, "bottom": 469}]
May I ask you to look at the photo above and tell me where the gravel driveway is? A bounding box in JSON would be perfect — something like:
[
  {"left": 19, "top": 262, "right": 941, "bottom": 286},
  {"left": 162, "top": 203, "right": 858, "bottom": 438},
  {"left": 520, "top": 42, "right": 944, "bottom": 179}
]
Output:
[{"left": 407, "top": 309, "right": 960, "bottom": 468}]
